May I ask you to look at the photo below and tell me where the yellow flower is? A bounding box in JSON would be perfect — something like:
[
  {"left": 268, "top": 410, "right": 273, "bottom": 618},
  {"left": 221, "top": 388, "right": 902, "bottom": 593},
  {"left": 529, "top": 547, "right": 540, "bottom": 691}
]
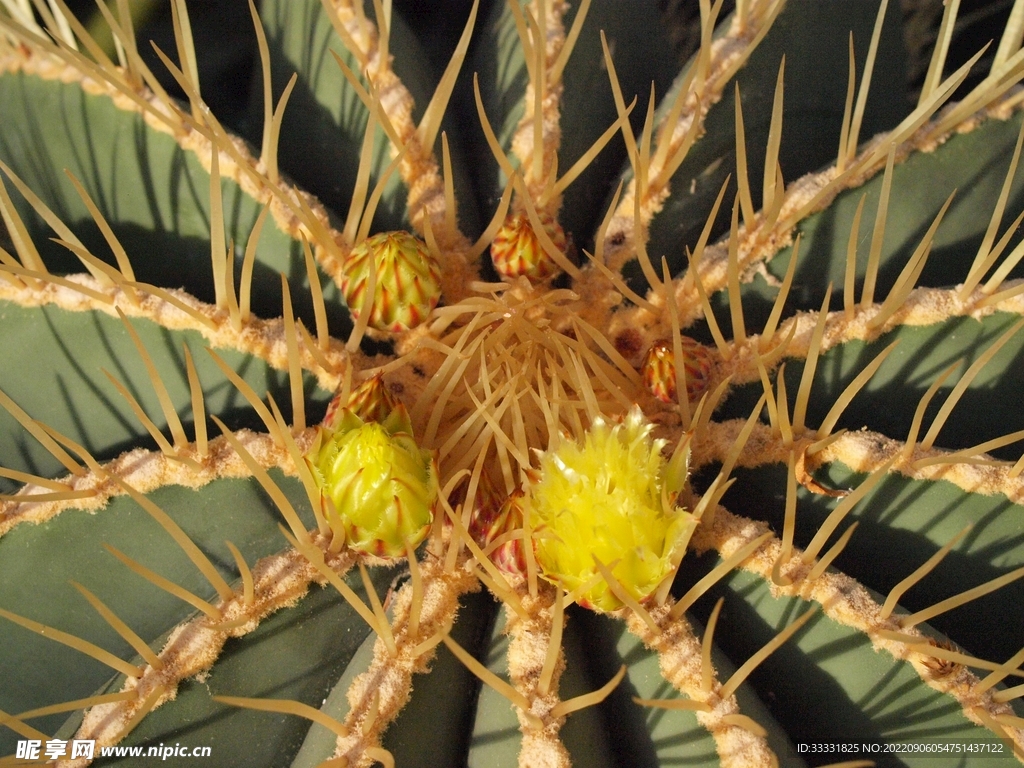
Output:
[
  {"left": 308, "top": 406, "right": 437, "bottom": 557},
  {"left": 526, "top": 407, "right": 692, "bottom": 611}
]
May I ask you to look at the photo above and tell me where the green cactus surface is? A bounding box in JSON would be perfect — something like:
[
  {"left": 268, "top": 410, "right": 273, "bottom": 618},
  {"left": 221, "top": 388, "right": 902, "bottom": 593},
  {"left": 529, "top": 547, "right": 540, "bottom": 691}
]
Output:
[{"left": 2, "top": 0, "right": 1024, "bottom": 766}]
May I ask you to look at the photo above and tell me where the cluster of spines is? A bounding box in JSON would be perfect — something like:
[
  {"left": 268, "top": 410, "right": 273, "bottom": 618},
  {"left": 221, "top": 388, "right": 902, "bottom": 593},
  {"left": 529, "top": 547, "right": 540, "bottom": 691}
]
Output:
[{"left": 2, "top": 0, "right": 1024, "bottom": 764}]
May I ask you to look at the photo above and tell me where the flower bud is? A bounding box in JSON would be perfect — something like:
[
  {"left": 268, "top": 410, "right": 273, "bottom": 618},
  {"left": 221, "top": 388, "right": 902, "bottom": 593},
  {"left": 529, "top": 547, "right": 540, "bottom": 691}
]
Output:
[
  {"left": 469, "top": 485, "right": 528, "bottom": 577},
  {"left": 323, "top": 373, "right": 398, "bottom": 431},
  {"left": 490, "top": 211, "right": 566, "bottom": 282},
  {"left": 341, "top": 231, "right": 442, "bottom": 333},
  {"left": 308, "top": 405, "right": 437, "bottom": 557},
  {"left": 642, "top": 337, "right": 712, "bottom": 404}
]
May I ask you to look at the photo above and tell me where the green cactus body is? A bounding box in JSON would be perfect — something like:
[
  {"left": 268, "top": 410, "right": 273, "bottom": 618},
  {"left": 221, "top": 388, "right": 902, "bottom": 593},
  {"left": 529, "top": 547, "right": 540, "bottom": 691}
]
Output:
[{"left": 0, "top": 0, "right": 1023, "bottom": 766}]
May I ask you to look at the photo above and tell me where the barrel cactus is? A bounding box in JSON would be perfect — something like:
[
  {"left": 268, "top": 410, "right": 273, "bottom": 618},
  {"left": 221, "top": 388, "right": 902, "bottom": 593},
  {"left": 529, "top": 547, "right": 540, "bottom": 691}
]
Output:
[{"left": 2, "top": 0, "right": 1024, "bottom": 765}]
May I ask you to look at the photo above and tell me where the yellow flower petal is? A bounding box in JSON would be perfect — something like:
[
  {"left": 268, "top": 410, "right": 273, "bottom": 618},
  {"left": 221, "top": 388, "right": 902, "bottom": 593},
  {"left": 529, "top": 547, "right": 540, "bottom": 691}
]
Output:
[{"left": 527, "top": 407, "right": 692, "bottom": 611}]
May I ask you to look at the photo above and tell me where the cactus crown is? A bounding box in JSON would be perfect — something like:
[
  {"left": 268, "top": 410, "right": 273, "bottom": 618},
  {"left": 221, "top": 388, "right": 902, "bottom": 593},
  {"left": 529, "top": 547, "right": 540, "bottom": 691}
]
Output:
[{"left": 1, "top": 0, "right": 1024, "bottom": 766}]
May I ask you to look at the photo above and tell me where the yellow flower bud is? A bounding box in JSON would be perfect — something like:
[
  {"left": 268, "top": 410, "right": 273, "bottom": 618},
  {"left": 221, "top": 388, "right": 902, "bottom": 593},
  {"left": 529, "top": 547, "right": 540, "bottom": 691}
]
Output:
[
  {"left": 526, "top": 407, "right": 692, "bottom": 611},
  {"left": 308, "top": 405, "right": 437, "bottom": 557}
]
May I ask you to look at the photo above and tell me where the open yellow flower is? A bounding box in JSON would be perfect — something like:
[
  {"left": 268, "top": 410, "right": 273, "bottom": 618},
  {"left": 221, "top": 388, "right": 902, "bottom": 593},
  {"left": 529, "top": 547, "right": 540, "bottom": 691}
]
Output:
[{"left": 526, "top": 407, "right": 693, "bottom": 611}]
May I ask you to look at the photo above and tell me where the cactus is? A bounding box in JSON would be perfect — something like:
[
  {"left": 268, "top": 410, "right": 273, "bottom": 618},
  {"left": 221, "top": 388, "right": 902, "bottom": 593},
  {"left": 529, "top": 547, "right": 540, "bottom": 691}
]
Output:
[{"left": 2, "top": 0, "right": 1024, "bottom": 766}]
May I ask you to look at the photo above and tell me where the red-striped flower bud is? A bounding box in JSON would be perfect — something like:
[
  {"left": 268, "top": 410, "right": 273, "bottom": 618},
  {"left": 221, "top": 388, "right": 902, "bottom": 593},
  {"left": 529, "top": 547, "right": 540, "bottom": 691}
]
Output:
[
  {"left": 641, "top": 337, "right": 712, "bottom": 404},
  {"left": 490, "top": 211, "right": 566, "bottom": 282},
  {"left": 341, "top": 231, "right": 442, "bottom": 333},
  {"left": 323, "top": 373, "right": 399, "bottom": 431}
]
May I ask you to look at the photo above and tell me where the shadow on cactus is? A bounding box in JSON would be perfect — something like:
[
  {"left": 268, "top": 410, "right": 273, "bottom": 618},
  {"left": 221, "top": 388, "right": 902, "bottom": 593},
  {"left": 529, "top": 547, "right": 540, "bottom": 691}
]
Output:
[{"left": 1, "top": 0, "right": 1023, "bottom": 765}]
